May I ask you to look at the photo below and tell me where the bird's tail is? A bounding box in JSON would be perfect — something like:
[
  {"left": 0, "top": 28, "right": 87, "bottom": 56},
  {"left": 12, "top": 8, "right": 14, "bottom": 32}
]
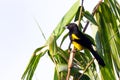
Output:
[{"left": 89, "top": 48, "right": 105, "bottom": 67}]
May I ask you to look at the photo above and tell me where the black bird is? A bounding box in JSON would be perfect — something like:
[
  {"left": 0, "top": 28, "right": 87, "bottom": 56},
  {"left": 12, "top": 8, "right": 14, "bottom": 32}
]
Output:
[{"left": 66, "top": 23, "right": 105, "bottom": 67}]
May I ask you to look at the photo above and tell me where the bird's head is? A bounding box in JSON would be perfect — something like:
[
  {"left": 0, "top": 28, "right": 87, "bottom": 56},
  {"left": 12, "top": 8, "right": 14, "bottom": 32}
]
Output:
[{"left": 66, "top": 23, "right": 79, "bottom": 32}]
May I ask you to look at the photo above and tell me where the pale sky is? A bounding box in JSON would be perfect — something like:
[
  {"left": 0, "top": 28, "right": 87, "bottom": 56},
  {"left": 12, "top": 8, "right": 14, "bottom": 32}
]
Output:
[{"left": 0, "top": 0, "right": 119, "bottom": 80}]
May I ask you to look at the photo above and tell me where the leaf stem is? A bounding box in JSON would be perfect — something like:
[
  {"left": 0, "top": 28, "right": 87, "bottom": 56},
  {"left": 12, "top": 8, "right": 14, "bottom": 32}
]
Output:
[
  {"left": 78, "top": 0, "right": 84, "bottom": 27},
  {"left": 78, "top": 58, "right": 95, "bottom": 79},
  {"left": 34, "top": 18, "right": 47, "bottom": 41}
]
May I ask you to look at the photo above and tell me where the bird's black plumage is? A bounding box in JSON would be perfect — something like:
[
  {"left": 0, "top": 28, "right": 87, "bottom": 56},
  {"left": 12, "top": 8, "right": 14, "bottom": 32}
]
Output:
[{"left": 67, "top": 23, "right": 105, "bottom": 67}]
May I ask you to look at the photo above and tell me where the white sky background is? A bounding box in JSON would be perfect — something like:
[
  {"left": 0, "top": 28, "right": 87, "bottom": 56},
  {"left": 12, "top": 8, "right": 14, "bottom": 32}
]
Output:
[{"left": 0, "top": 0, "right": 119, "bottom": 80}]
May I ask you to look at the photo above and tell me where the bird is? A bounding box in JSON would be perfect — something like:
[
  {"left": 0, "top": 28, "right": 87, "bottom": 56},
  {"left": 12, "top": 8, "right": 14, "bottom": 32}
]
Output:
[{"left": 66, "top": 23, "right": 105, "bottom": 67}]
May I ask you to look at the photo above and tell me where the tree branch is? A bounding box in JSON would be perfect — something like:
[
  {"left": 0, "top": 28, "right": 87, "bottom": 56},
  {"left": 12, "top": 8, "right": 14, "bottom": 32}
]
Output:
[
  {"left": 78, "top": 58, "right": 95, "bottom": 79},
  {"left": 83, "top": 0, "right": 103, "bottom": 32},
  {"left": 78, "top": 0, "right": 84, "bottom": 27}
]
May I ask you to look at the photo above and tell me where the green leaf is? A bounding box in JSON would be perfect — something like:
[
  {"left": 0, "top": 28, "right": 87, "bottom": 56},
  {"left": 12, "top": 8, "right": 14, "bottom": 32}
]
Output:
[
  {"left": 34, "top": 18, "right": 46, "bottom": 40},
  {"left": 26, "top": 53, "right": 42, "bottom": 80},
  {"left": 57, "top": 47, "right": 69, "bottom": 63},
  {"left": 49, "top": 35, "right": 58, "bottom": 57},
  {"left": 21, "top": 53, "right": 36, "bottom": 80},
  {"left": 56, "top": 64, "right": 68, "bottom": 72},
  {"left": 60, "top": 33, "right": 69, "bottom": 47},
  {"left": 53, "top": 67, "right": 59, "bottom": 80},
  {"left": 84, "top": 11, "right": 98, "bottom": 26},
  {"left": 94, "top": 2, "right": 120, "bottom": 80},
  {"left": 74, "top": 6, "right": 85, "bottom": 22},
  {"left": 46, "top": 0, "right": 80, "bottom": 43},
  {"left": 74, "top": 51, "right": 88, "bottom": 68},
  {"left": 21, "top": 46, "right": 48, "bottom": 80},
  {"left": 108, "top": 0, "right": 120, "bottom": 21}
]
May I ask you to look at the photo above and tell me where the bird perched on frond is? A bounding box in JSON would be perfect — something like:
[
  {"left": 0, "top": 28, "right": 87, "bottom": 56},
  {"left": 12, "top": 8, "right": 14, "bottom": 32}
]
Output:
[{"left": 66, "top": 23, "right": 105, "bottom": 67}]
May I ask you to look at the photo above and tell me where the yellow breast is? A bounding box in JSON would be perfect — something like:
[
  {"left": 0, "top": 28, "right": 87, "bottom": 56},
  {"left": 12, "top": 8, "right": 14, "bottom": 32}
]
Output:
[{"left": 72, "top": 41, "right": 83, "bottom": 50}]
